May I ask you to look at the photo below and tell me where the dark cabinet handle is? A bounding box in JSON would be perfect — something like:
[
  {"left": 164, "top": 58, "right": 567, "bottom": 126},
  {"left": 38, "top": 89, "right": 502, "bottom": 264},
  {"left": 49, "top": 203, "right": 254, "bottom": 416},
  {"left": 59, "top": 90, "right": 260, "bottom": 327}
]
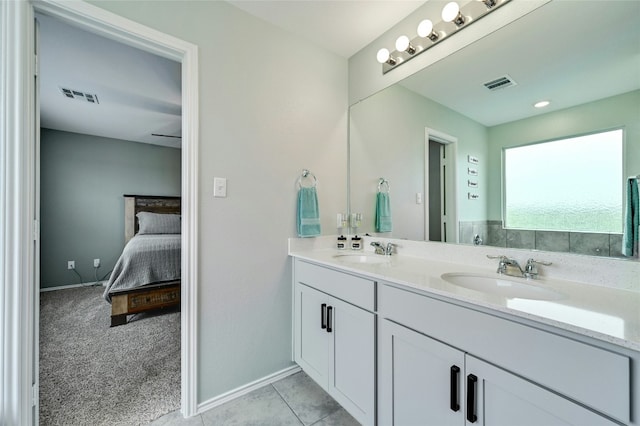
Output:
[
  {"left": 326, "top": 306, "right": 333, "bottom": 333},
  {"left": 467, "top": 374, "right": 478, "bottom": 423},
  {"left": 320, "top": 303, "right": 327, "bottom": 329},
  {"left": 450, "top": 365, "right": 460, "bottom": 412}
]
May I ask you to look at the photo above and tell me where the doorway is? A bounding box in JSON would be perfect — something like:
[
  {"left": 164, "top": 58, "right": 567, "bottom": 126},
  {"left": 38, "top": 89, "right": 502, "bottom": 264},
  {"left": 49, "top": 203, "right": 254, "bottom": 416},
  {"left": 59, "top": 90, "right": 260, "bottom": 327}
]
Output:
[
  {"left": 424, "top": 127, "right": 458, "bottom": 243},
  {"left": 37, "top": 13, "right": 184, "bottom": 423},
  {"left": 1, "top": 1, "right": 199, "bottom": 422},
  {"left": 428, "top": 140, "right": 445, "bottom": 242}
]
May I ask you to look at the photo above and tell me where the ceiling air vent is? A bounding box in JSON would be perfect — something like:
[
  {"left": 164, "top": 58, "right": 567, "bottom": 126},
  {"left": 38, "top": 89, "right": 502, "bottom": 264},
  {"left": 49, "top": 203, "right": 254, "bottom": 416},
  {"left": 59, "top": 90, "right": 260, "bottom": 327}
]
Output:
[
  {"left": 151, "top": 133, "right": 182, "bottom": 139},
  {"left": 60, "top": 87, "right": 99, "bottom": 104},
  {"left": 483, "top": 75, "right": 517, "bottom": 91}
]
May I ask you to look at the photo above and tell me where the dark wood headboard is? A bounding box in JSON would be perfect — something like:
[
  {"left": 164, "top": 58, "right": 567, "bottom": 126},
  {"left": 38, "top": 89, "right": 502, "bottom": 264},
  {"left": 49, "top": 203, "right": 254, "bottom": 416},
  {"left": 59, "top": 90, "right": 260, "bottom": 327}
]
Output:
[{"left": 124, "top": 195, "right": 181, "bottom": 244}]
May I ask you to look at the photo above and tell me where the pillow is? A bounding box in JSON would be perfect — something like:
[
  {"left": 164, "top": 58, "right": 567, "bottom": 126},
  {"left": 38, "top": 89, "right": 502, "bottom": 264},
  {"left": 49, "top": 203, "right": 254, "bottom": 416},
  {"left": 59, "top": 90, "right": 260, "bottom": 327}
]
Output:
[{"left": 136, "top": 211, "right": 181, "bottom": 234}]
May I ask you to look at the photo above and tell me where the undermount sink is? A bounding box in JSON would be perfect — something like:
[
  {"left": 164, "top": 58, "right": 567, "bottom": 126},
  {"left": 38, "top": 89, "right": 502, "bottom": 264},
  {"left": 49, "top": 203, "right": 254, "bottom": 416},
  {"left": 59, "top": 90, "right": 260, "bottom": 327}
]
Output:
[
  {"left": 333, "top": 253, "right": 390, "bottom": 264},
  {"left": 440, "top": 273, "right": 564, "bottom": 301}
]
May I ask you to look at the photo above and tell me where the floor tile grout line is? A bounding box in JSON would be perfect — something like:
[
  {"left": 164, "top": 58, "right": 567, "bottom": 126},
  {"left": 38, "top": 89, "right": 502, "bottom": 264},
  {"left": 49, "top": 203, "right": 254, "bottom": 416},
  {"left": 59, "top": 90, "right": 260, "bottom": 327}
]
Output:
[{"left": 271, "top": 383, "right": 307, "bottom": 425}]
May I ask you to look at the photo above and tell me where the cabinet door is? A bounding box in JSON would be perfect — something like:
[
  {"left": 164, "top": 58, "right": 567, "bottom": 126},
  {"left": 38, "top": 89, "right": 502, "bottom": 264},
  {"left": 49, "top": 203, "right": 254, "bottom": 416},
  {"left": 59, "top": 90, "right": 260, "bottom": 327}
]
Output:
[
  {"left": 294, "top": 283, "right": 330, "bottom": 388},
  {"left": 328, "top": 297, "right": 375, "bottom": 426},
  {"left": 465, "top": 355, "right": 617, "bottom": 426},
  {"left": 379, "top": 320, "right": 465, "bottom": 426}
]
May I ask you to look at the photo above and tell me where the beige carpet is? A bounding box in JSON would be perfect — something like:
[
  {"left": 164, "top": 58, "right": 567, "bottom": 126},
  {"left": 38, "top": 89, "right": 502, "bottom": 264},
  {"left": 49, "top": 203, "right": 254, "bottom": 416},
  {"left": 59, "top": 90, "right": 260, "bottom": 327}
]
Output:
[{"left": 39, "top": 285, "right": 180, "bottom": 425}]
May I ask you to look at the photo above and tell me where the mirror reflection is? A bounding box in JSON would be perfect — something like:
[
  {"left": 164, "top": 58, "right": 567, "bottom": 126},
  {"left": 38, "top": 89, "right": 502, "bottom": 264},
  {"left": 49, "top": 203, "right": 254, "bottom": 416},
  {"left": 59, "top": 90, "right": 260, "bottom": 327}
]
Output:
[{"left": 349, "top": 0, "right": 640, "bottom": 258}]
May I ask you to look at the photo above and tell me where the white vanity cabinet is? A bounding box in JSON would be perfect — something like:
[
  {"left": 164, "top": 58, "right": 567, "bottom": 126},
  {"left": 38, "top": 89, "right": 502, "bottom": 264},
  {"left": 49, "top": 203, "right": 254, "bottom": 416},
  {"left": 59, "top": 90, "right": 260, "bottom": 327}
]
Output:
[
  {"left": 293, "top": 259, "right": 376, "bottom": 426},
  {"left": 380, "top": 319, "right": 618, "bottom": 425},
  {"left": 379, "top": 319, "right": 465, "bottom": 425},
  {"left": 379, "top": 283, "right": 630, "bottom": 426}
]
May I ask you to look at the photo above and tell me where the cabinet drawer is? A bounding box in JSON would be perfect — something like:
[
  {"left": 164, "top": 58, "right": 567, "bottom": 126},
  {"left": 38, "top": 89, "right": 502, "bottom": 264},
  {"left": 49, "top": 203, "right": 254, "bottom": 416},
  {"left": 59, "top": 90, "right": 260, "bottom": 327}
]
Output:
[
  {"left": 380, "top": 283, "right": 630, "bottom": 423},
  {"left": 294, "top": 259, "right": 375, "bottom": 311}
]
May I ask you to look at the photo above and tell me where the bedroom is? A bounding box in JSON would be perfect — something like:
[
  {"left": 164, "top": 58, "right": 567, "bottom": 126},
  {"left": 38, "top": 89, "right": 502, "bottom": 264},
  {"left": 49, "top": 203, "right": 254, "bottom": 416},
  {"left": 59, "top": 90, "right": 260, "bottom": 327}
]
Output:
[{"left": 37, "top": 13, "right": 183, "bottom": 424}]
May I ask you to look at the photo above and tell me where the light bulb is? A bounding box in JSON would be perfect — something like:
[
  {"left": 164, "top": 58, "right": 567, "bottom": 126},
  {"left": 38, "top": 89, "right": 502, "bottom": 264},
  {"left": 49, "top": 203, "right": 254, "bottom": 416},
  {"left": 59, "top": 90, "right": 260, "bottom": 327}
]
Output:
[
  {"left": 376, "top": 48, "right": 390, "bottom": 64},
  {"left": 534, "top": 100, "right": 550, "bottom": 108},
  {"left": 376, "top": 48, "right": 397, "bottom": 65},
  {"left": 417, "top": 19, "right": 434, "bottom": 38},
  {"left": 395, "top": 35, "right": 410, "bottom": 52},
  {"left": 442, "top": 2, "right": 461, "bottom": 22},
  {"left": 417, "top": 19, "right": 439, "bottom": 41}
]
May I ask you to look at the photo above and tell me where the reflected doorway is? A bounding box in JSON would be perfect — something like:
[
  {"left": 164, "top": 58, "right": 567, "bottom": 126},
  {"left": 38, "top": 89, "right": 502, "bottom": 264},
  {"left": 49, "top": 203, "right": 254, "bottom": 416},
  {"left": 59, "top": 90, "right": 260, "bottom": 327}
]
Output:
[
  {"left": 428, "top": 140, "right": 445, "bottom": 241},
  {"left": 424, "top": 127, "right": 458, "bottom": 243}
]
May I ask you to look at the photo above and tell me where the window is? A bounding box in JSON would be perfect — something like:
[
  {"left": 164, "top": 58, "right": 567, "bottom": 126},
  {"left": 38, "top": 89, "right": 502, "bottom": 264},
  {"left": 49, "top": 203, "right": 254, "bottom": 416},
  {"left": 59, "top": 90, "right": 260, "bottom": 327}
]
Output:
[{"left": 503, "top": 129, "right": 623, "bottom": 233}]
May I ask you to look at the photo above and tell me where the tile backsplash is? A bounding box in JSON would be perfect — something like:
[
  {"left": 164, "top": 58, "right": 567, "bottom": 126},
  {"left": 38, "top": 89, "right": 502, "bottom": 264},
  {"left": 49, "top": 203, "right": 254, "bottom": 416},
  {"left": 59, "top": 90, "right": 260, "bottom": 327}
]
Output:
[{"left": 460, "top": 220, "right": 625, "bottom": 258}]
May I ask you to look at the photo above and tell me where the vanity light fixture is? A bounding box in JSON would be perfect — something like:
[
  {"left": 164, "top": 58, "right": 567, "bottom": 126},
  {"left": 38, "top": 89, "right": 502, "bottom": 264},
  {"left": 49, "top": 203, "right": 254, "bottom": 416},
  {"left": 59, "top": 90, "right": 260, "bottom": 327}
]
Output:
[
  {"left": 442, "top": 2, "right": 465, "bottom": 27},
  {"left": 480, "top": 0, "right": 497, "bottom": 9},
  {"left": 534, "top": 100, "right": 550, "bottom": 108},
  {"left": 377, "top": 0, "right": 510, "bottom": 74},
  {"left": 417, "top": 19, "right": 439, "bottom": 42},
  {"left": 395, "top": 35, "right": 416, "bottom": 55}
]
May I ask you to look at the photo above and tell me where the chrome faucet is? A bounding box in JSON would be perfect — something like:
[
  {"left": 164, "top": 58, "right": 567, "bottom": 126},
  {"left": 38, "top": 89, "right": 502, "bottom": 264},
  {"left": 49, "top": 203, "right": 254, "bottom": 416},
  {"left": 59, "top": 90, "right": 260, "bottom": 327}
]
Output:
[
  {"left": 524, "top": 258, "right": 552, "bottom": 279},
  {"left": 371, "top": 241, "right": 386, "bottom": 255},
  {"left": 487, "top": 255, "right": 525, "bottom": 278},
  {"left": 371, "top": 241, "right": 396, "bottom": 255}
]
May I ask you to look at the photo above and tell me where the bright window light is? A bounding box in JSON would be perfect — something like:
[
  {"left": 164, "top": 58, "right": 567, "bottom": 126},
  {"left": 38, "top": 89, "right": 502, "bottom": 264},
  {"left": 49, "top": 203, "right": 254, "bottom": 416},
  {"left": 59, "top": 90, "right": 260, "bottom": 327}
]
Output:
[{"left": 503, "top": 129, "right": 623, "bottom": 233}]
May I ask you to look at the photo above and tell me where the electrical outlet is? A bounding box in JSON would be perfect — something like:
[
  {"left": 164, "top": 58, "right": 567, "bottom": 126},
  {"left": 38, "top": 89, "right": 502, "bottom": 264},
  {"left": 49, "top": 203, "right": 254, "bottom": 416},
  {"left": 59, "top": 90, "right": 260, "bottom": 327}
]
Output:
[
  {"left": 94, "top": 258, "right": 100, "bottom": 268},
  {"left": 67, "top": 260, "right": 75, "bottom": 270}
]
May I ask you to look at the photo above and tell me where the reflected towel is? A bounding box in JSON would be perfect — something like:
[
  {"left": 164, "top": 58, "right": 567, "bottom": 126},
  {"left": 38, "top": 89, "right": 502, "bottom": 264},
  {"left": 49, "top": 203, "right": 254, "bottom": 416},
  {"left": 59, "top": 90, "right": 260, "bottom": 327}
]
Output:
[
  {"left": 375, "top": 192, "right": 392, "bottom": 232},
  {"left": 297, "top": 187, "right": 321, "bottom": 237},
  {"left": 622, "top": 178, "right": 639, "bottom": 256}
]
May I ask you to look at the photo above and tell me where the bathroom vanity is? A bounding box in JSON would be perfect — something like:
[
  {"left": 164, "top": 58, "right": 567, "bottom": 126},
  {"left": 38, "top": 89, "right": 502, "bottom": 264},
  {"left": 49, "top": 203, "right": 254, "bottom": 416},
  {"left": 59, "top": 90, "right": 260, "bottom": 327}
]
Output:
[{"left": 290, "top": 237, "right": 640, "bottom": 426}]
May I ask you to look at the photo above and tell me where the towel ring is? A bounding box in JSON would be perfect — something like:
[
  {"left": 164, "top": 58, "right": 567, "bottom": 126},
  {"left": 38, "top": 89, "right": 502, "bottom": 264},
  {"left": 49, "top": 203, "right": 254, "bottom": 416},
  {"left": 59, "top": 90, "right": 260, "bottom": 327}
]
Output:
[
  {"left": 378, "top": 178, "right": 390, "bottom": 193},
  {"left": 297, "top": 169, "right": 318, "bottom": 188}
]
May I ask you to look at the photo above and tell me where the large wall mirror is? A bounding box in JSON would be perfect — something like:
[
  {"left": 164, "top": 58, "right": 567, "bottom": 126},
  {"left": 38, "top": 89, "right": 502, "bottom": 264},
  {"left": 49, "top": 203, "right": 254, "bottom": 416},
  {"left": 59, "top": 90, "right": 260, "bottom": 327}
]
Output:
[{"left": 349, "top": 0, "right": 640, "bottom": 258}]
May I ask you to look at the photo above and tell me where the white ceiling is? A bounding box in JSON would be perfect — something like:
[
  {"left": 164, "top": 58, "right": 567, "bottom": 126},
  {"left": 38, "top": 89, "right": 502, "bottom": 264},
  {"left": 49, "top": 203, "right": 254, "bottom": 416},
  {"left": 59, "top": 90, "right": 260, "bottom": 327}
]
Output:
[
  {"left": 38, "top": 13, "right": 183, "bottom": 148},
  {"left": 227, "top": 0, "right": 427, "bottom": 58},
  {"left": 398, "top": 0, "right": 640, "bottom": 127},
  {"left": 38, "top": 1, "right": 640, "bottom": 148},
  {"left": 37, "top": 1, "right": 425, "bottom": 148}
]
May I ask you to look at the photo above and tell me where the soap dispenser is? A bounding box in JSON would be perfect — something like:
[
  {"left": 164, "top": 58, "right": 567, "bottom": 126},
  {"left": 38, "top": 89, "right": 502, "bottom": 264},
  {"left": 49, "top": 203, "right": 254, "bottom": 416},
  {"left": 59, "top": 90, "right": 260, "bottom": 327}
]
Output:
[
  {"left": 337, "top": 235, "right": 347, "bottom": 250},
  {"left": 350, "top": 235, "right": 362, "bottom": 250}
]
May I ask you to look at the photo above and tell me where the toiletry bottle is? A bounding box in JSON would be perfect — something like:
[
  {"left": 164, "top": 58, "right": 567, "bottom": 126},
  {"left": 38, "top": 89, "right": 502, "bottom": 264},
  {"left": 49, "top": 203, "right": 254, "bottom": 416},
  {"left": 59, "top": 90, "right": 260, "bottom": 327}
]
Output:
[
  {"left": 337, "top": 235, "right": 347, "bottom": 250},
  {"left": 351, "top": 235, "right": 362, "bottom": 250}
]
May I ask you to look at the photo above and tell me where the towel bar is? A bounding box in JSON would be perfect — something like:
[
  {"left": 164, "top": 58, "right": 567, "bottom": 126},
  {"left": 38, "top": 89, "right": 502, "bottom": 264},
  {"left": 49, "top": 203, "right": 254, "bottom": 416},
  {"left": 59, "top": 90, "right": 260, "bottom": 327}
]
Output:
[
  {"left": 298, "top": 169, "right": 318, "bottom": 188},
  {"left": 378, "top": 178, "right": 390, "bottom": 193}
]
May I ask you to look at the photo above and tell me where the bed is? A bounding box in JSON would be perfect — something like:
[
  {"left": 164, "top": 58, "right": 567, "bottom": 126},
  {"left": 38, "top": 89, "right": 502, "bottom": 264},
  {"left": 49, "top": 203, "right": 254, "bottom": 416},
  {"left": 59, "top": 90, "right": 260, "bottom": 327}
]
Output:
[{"left": 104, "top": 195, "right": 181, "bottom": 326}]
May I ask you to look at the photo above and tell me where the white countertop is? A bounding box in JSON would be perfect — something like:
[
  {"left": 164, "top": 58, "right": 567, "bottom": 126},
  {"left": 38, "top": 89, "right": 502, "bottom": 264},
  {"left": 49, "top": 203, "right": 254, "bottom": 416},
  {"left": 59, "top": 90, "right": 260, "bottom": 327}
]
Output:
[{"left": 289, "top": 244, "right": 640, "bottom": 352}]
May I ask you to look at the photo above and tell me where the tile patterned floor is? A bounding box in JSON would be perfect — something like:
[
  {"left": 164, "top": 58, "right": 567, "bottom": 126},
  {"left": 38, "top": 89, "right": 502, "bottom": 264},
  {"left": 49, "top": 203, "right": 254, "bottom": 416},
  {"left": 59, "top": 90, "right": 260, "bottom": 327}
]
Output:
[{"left": 150, "top": 371, "right": 360, "bottom": 426}]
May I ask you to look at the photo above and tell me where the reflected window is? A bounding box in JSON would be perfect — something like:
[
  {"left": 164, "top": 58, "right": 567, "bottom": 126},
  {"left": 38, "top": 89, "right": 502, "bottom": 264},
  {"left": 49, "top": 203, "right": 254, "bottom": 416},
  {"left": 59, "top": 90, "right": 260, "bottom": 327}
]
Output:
[{"left": 503, "top": 129, "right": 623, "bottom": 233}]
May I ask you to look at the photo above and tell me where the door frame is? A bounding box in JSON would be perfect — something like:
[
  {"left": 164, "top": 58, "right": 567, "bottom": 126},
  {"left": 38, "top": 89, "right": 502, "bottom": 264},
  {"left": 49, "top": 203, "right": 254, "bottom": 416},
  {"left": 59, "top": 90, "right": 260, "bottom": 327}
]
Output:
[
  {"left": 424, "top": 127, "right": 458, "bottom": 243},
  {"left": 0, "top": 1, "right": 199, "bottom": 422}
]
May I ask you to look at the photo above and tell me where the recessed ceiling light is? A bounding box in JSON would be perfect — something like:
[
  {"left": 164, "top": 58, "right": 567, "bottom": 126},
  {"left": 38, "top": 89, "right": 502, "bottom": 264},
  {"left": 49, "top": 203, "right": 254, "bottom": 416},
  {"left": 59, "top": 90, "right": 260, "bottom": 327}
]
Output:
[{"left": 534, "top": 100, "right": 550, "bottom": 108}]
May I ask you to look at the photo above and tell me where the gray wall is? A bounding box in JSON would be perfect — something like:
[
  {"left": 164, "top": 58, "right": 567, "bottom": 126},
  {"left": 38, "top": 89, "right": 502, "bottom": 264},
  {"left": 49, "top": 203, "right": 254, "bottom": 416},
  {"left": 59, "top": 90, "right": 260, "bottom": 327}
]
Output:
[
  {"left": 349, "top": 84, "right": 488, "bottom": 240},
  {"left": 86, "top": 0, "right": 348, "bottom": 404},
  {"left": 40, "top": 128, "right": 181, "bottom": 288}
]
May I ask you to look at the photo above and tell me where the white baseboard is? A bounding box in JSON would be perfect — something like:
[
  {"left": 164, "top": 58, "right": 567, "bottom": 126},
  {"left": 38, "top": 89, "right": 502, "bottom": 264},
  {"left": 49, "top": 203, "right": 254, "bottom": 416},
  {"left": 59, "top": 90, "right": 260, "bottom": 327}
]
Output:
[
  {"left": 40, "top": 281, "right": 106, "bottom": 292},
  {"left": 196, "top": 365, "right": 301, "bottom": 415}
]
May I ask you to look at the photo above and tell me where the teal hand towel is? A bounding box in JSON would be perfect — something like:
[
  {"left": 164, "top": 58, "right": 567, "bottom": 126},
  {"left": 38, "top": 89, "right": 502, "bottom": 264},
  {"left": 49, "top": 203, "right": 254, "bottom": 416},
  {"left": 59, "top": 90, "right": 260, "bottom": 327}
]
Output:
[
  {"left": 297, "top": 187, "right": 321, "bottom": 237},
  {"left": 375, "top": 192, "right": 392, "bottom": 233},
  {"left": 622, "top": 178, "right": 639, "bottom": 256}
]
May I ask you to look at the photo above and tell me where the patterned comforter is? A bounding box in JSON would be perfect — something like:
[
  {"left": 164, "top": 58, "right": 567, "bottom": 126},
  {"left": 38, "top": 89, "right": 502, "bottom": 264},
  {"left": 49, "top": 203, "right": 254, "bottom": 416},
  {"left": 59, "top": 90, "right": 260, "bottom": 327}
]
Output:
[{"left": 103, "top": 234, "right": 181, "bottom": 302}]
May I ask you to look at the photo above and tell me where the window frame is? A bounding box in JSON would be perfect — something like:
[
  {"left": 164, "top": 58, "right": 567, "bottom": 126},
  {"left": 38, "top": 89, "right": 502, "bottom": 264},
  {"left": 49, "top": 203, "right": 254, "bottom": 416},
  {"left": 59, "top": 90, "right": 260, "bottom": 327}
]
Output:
[{"left": 501, "top": 127, "right": 625, "bottom": 234}]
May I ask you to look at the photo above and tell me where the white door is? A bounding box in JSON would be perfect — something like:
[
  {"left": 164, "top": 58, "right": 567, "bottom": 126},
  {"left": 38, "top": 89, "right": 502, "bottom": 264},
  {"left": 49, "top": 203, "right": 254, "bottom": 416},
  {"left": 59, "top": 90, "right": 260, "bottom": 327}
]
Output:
[
  {"left": 328, "top": 297, "right": 375, "bottom": 425},
  {"left": 379, "top": 320, "right": 465, "bottom": 426},
  {"left": 466, "top": 355, "right": 616, "bottom": 426},
  {"left": 294, "top": 283, "right": 330, "bottom": 387},
  {"left": 33, "top": 16, "right": 42, "bottom": 422}
]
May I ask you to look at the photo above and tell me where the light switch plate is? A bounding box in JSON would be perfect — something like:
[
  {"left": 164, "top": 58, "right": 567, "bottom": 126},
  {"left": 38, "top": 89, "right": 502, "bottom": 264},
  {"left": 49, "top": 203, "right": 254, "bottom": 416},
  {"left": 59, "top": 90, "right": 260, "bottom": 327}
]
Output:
[{"left": 214, "top": 177, "right": 227, "bottom": 198}]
